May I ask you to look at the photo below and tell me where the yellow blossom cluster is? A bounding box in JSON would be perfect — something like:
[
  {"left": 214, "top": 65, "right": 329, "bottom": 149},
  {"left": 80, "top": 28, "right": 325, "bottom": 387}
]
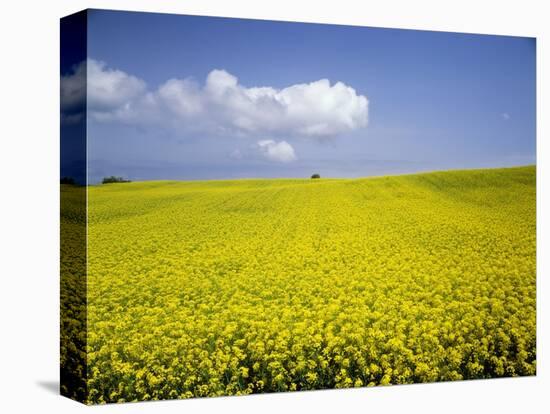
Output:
[
  {"left": 60, "top": 184, "right": 87, "bottom": 401},
  {"left": 81, "top": 166, "right": 535, "bottom": 404}
]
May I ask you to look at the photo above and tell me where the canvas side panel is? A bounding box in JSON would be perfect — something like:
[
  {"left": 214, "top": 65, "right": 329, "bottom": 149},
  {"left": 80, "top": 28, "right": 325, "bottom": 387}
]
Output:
[{"left": 60, "top": 10, "right": 88, "bottom": 404}]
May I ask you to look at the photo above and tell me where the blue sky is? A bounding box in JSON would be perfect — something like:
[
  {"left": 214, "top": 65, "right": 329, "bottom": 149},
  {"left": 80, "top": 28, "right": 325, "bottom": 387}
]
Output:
[{"left": 74, "top": 9, "right": 535, "bottom": 182}]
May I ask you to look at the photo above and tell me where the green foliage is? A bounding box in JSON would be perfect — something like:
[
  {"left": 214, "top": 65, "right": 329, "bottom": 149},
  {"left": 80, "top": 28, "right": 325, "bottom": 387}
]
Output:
[
  {"left": 311, "top": 174, "right": 321, "bottom": 179},
  {"left": 102, "top": 176, "right": 131, "bottom": 184},
  {"left": 60, "top": 176, "right": 76, "bottom": 185},
  {"left": 80, "top": 166, "right": 536, "bottom": 404}
]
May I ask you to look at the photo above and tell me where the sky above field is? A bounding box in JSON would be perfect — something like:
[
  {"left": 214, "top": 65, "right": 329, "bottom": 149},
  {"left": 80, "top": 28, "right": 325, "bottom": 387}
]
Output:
[{"left": 62, "top": 9, "right": 536, "bottom": 182}]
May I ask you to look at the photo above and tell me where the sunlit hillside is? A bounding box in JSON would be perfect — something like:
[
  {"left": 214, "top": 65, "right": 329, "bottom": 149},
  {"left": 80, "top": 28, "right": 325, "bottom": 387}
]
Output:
[{"left": 78, "top": 166, "right": 536, "bottom": 403}]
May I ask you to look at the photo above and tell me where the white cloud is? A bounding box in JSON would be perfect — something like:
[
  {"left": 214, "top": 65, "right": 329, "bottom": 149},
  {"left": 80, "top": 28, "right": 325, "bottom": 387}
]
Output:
[
  {"left": 61, "top": 59, "right": 147, "bottom": 123},
  {"left": 501, "top": 112, "right": 511, "bottom": 120},
  {"left": 86, "top": 59, "right": 147, "bottom": 123},
  {"left": 61, "top": 59, "right": 369, "bottom": 139},
  {"left": 87, "top": 59, "right": 146, "bottom": 110},
  {"left": 257, "top": 140, "right": 297, "bottom": 163},
  {"left": 60, "top": 62, "right": 86, "bottom": 113}
]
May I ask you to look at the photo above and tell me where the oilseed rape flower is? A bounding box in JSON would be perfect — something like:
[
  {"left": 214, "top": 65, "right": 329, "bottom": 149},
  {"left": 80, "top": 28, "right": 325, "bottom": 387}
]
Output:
[{"left": 60, "top": 166, "right": 536, "bottom": 403}]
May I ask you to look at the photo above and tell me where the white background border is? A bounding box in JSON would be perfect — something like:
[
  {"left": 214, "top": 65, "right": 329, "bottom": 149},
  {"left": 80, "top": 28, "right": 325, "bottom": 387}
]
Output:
[{"left": 0, "top": 1, "right": 546, "bottom": 412}]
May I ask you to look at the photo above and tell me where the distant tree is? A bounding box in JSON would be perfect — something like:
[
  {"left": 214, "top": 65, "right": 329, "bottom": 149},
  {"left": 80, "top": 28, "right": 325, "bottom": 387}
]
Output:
[
  {"left": 102, "top": 176, "right": 131, "bottom": 184},
  {"left": 60, "top": 176, "right": 76, "bottom": 185},
  {"left": 311, "top": 174, "right": 321, "bottom": 179}
]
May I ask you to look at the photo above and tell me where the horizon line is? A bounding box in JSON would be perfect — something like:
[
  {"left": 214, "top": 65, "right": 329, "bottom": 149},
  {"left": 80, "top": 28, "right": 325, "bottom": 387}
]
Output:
[{"left": 79, "top": 164, "right": 536, "bottom": 186}]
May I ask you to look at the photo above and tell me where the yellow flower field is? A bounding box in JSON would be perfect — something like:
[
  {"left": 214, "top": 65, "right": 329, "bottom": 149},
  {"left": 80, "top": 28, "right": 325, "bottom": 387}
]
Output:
[{"left": 80, "top": 166, "right": 535, "bottom": 403}]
